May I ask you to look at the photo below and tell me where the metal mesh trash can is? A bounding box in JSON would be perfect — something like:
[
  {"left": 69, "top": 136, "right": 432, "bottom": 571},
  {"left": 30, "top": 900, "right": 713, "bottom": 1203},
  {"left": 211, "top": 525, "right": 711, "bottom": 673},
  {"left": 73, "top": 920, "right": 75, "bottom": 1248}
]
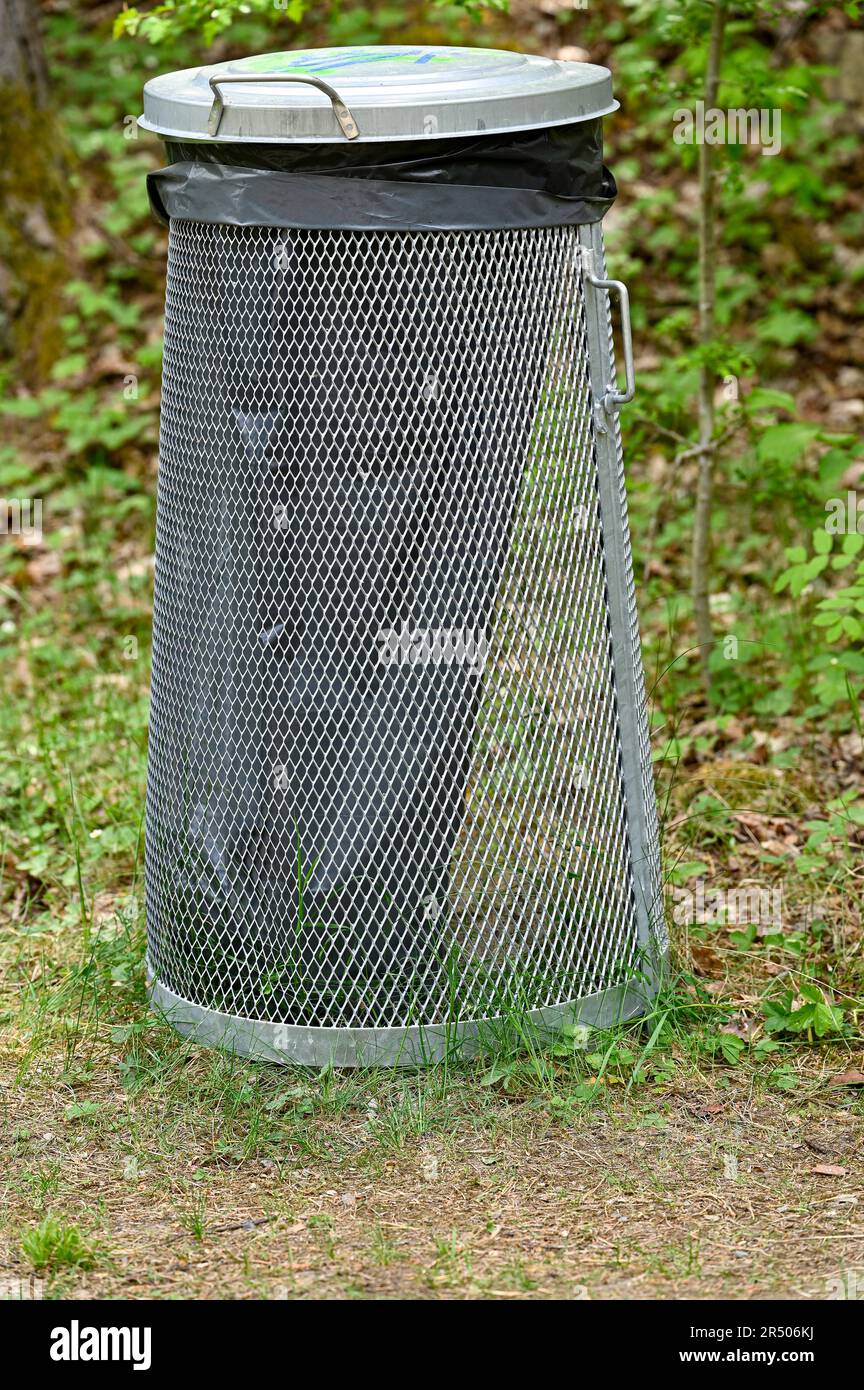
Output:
[{"left": 140, "top": 45, "right": 664, "bottom": 1066}]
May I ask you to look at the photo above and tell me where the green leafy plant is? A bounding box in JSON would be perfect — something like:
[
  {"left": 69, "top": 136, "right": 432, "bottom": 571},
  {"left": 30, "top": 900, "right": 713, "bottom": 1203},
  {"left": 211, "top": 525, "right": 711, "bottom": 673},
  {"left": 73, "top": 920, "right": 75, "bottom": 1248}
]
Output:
[{"left": 762, "top": 983, "right": 846, "bottom": 1040}]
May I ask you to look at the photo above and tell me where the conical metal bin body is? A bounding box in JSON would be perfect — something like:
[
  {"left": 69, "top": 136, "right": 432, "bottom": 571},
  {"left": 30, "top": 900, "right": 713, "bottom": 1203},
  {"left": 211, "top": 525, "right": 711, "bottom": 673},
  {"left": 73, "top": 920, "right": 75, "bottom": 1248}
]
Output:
[{"left": 141, "top": 47, "right": 664, "bottom": 1065}]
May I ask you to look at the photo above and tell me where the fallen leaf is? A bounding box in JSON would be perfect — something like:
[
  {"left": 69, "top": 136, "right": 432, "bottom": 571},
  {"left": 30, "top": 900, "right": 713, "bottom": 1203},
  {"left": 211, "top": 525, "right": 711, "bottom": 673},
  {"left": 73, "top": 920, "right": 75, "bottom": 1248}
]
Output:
[
  {"left": 838, "top": 732, "right": 864, "bottom": 761},
  {"left": 26, "top": 551, "right": 62, "bottom": 583},
  {"left": 762, "top": 838, "right": 789, "bottom": 856},
  {"left": 721, "top": 1014, "right": 759, "bottom": 1041},
  {"left": 804, "top": 1135, "right": 846, "bottom": 1156},
  {"left": 810, "top": 1164, "right": 848, "bottom": 1178},
  {"left": 690, "top": 941, "right": 724, "bottom": 977}
]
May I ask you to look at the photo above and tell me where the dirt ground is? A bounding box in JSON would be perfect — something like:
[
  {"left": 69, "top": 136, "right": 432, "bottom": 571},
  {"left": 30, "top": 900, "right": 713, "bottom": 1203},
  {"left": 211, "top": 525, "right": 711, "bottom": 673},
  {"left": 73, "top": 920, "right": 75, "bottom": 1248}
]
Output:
[{"left": 2, "top": 1030, "right": 862, "bottom": 1300}]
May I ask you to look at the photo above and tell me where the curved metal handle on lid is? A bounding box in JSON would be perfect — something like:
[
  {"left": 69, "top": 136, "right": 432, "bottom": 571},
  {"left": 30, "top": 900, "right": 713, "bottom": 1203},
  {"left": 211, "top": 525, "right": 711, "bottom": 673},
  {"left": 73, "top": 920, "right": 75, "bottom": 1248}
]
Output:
[{"left": 207, "top": 74, "right": 360, "bottom": 140}]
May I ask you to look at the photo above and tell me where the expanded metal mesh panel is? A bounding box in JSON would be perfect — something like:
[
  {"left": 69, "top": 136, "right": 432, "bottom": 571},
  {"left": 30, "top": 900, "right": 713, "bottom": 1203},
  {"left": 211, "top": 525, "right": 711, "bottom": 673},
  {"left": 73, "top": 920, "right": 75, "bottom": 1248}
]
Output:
[
  {"left": 145, "top": 220, "right": 643, "bottom": 1033},
  {"left": 597, "top": 230, "right": 664, "bottom": 950}
]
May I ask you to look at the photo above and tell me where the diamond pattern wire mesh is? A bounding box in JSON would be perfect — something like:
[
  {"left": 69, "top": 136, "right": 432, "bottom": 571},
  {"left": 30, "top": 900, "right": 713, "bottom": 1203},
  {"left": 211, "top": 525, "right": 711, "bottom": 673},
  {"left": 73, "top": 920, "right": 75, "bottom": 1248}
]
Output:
[{"left": 145, "top": 219, "right": 646, "bottom": 1034}]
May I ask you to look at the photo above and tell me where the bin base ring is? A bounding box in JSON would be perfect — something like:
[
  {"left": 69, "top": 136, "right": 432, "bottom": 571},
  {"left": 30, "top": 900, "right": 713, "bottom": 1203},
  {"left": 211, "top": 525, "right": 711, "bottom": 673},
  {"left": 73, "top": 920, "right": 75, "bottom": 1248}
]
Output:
[{"left": 147, "top": 964, "right": 655, "bottom": 1068}]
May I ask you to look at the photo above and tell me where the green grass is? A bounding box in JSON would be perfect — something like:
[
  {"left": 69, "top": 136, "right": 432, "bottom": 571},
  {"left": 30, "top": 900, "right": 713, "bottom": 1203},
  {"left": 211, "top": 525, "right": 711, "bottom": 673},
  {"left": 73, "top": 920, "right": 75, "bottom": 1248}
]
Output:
[{"left": 20, "top": 1217, "right": 99, "bottom": 1274}]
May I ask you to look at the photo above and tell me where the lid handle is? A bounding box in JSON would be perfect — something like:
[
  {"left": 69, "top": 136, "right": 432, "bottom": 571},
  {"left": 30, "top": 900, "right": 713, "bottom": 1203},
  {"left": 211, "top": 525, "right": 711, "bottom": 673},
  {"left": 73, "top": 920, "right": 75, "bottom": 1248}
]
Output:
[{"left": 207, "top": 74, "right": 360, "bottom": 140}]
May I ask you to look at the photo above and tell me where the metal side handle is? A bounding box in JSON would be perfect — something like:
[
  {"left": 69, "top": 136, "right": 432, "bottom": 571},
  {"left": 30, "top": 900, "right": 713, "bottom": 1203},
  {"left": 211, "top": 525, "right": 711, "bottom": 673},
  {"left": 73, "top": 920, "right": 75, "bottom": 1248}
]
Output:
[
  {"left": 586, "top": 271, "right": 636, "bottom": 411},
  {"left": 207, "top": 74, "right": 360, "bottom": 140}
]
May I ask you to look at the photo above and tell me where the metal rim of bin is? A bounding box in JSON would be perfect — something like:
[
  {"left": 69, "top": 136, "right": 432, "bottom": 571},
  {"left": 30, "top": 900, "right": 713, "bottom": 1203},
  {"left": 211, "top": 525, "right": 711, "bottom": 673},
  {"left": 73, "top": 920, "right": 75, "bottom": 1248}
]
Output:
[{"left": 147, "top": 967, "right": 654, "bottom": 1068}]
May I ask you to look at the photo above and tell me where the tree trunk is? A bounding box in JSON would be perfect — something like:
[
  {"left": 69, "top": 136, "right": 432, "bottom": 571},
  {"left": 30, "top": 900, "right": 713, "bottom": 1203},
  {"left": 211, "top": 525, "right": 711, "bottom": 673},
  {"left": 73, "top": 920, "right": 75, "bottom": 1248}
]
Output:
[
  {"left": 0, "top": 0, "right": 75, "bottom": 385},
  {"left": 0, "top": 0, "right": 50, "bottom": 97},
  {"left": 691, "top": 0, "right": 727, "bottom": 702}
]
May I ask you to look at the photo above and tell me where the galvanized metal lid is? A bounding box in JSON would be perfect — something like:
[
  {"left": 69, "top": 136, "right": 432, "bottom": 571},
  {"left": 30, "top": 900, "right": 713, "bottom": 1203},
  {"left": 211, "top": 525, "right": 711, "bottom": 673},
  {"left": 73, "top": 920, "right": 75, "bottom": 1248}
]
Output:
[{"left": 140, "top": 45, "right": 617, "bottom": 145}]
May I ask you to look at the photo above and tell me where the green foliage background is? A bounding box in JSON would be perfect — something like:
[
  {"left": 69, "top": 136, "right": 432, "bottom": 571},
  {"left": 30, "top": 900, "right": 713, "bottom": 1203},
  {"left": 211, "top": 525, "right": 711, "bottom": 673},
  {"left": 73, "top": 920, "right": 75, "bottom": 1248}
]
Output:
[{"left": 1, "top": 1, "right": 862, "bottom": 1069}]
